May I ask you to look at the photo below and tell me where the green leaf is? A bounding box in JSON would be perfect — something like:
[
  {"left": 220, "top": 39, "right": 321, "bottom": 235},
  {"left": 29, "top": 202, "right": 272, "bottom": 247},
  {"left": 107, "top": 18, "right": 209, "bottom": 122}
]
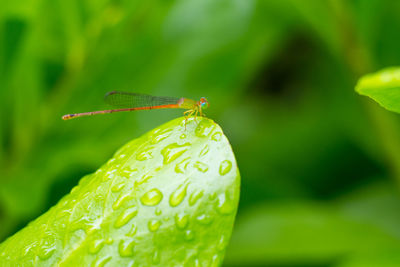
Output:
[
  {"left": 0, "top": 117, "right": 240, "bottom": 266},
  {"left": 355, "top": 67, "right": 400, "bottom": 113}
]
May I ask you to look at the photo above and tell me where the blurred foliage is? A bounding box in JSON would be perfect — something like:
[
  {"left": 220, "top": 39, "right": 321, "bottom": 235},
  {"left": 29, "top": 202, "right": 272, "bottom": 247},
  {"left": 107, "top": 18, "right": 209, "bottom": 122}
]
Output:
[{"left": 1, "top": 0, "right": 400, "bottom": 266}]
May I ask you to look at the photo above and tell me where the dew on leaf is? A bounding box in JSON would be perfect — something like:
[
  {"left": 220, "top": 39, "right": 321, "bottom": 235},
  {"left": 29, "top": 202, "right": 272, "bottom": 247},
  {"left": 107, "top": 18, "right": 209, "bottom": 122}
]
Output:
[
  {"left": 161, "top": 143, "right": 191, "bottom": 164},
  {"left": 148, "top": 219, "right": 161, "bottom": 232},
  {"left": 93, "top": 256, "right": 112, "bottom": 267},
  {"left": 118, "top": 239, "right": 135, "bottom": 257},
  {"left": 194, "top": 161, "right": 208, "bottom": 173},
  {"left": 140, "top": 189, "right": 163, "bottom": 206},
  {"left": 219, "top": 160, "right": 232, "bottom": 176},
  {"left": 113, "top": 192, "right": 132, "bottom": 210},
  {"left": 175, "top": 157, "right": 190, "bottom": 174},
  {"left": 169, "top": 182, "right": 189, "bottom": 207},
  {"left": 199, "top": 145, "right": 209, "bottom": 157},
  {"left": 89, "top": 239, "right": 105, "bottom": 254},
  {"left": 174, "top": 213, "right": 189, "bottom": 230},
  {"left": 196, "top": 214, "right": 213, "bottom": 225},
  {"left": 184, "top": 230, "right": 194, "bottom": 241},
  {"left": 211, "top": 132, "right": 222, "bottom": 141},
  {"left": 188, "top": 190, "right": 204, "bottom": 206},
  {"left": 115, "top": 206, "right": 138, "bottom": 228}
]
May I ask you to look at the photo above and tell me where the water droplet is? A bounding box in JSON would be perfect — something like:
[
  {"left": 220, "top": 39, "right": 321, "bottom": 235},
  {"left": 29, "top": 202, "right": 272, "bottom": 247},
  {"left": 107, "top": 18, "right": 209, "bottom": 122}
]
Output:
[
  {"left": 184, "top": 230, "right": 194, "bottom": 241},
  {"left": 189, "top": 190, "right": 204, "bottom": 206},
  {"left": 199, "top": 145, "right": 209, "bottom": 157},
  {"left": 217, "top": 235, "right": 227, "bottom": 251},
  {"left": 148, "top": 219, "right": 161, "bottom": 232},
  {"left": 89, "top": 239, "right": 105, "bottom": 254},
  {"left": 106, "top": 238, "right": 114, "bottom": 244},
  {"left": 111, "top": 182, "right": 125, "bottom": 192},
  {"left": 175, "top": 157, "right": 190, "bottom": 174},
  {"left": 38, "top": 243, "right": 56, "bottom": 260},
  {"left": 155, "top": 207, "right": 162, "bottom": 215},
  {"left": 140, "top": 189, "right": 163, "bottom": 206},
  {"left": 136, "top": 174, "right": 153, "bottom": 186},
  {"left": 194, "top": 161, "right": 208, "bottom": 173},
  {"left": 115, "top": 206, "right": 138, "bottom": 228},
  {"left": 104, "top": 169, "right": 117, "bottom": 181},
  {"left": 152, "top": 249, "right": 160, "bottom": 264},
  {"left": 120, "top": 168, "right": 134, "bottom": 179},
  {"left": 219, "top": 160, "right": 232, "bottom": 176},
  {"left": 216, "top": 191, "right": 235, "bottom": 215},
  {"left": 175, "top": 213, "right": 189, "bottom": 229},
  {"left": 113, "top": 192, "right": 132, "bottom": 210},
  {"left": 118, "top": 239, "right": 135, "bottom": 257},
  {"left": 195, "top": 120, "right": 215, "bottom": 137},
  {"left": 161, "top": 143, "right": 191, "bottom": 164},
  {"left": 211, "top": 254, "right": 220, "bottom": 267},
  {"left": 211, "top": 132, "right": 222, "bottom": 141},
  {"left": 180, "top": 133, "right": 186, "bottom": 139},
  {"left": 196, "top": 214, "right": 213, "bottom": 225},
  {"left": 151, "top": 129, "right": 172, "bottom": 144},
  {"left": 209, "top": 192, "right": 217, "bottom": 200},
  {"left": 169, "top": 182, "right": 189, "bottom": 207},
  {"left": 126, "top": 223, "right": 137, "bottom": 237},
  {"left": 93, "top": 256, "right": 112, "bottom": 267},
  {"left": 136, "top": 149, "right": 153, "bottom": 161}
]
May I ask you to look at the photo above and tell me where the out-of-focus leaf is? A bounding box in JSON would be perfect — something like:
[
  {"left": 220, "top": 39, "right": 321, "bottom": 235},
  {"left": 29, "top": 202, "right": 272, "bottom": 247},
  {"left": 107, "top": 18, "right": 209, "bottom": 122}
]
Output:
[
  {"left": 338, "top": 251, "right": 400, "bottom": 267},
  {"left": 224, "top": 181, "right": 400, "bottom": 266},
  {"left": 356, "top": 67, "right": 400, "bottom": 113}
]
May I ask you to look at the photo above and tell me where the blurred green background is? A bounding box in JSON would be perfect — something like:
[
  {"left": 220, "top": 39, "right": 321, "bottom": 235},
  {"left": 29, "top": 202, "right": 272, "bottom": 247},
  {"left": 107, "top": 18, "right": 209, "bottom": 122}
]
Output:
[{"left": 1, "top": 0, "right": 400, "bottom": 266}]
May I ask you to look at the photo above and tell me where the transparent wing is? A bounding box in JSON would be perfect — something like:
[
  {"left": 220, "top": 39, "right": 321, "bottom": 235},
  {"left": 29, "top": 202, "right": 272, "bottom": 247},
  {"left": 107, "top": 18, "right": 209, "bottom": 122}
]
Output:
[{"left": 104, "top": 91, "right": 180, "bottom": 108}]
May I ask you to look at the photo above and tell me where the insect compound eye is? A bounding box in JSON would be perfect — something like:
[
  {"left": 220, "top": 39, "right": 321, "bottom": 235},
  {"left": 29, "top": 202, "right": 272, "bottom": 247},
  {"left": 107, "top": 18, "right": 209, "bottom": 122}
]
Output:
[{"left": 200, "top": 98, "right": 209, "bottom": 109}]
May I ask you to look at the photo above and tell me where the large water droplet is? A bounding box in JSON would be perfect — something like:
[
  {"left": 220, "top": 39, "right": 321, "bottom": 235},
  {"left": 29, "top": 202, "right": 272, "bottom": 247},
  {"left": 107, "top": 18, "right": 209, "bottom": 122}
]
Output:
[
  {"left": 195, "top": 120, "right": 215, "bottom": 137},
  {"left": 113, "top": 192, "right": 132, "bottom": 210},
  {"left": 216, "top": 191, "right": 235, "bottom": 215},
  {"left": 196, "top": 214, "right": 213, "bottom": 225},
  {"left": 118, "top": 239, "right": 135, "bottom": 257},
  {"left": 175, "top": 213, "right": 189, "bottom": 229},
  {"left": 38, "top": 243, "right": 56, "bottom": 260},
  {"left": 89, "top": 239, "right": 105, "bottom": 254},
  {"left": 175, "top": 157, "right": 190, "bottom": 174},
  {"left": 189, "top": 190, "right": 204, "bottom": 206},
  {"left": 219, "top": 160, "right": 232, "bottom": 176},
  {"left": 194, "top": 161, "right": 208, "bottom": 173},
  {"left": 148, "top": 219, "right": 161, "bottom": 232},
  {"left": 169, "top": 182, "right": 189, "bottom": 207},
  {"left": 161, "top": 143, "right": 191, "bottom": 164},
  {"left": 115, "top": 206, "right": 138, "bottom": 228},
  {"left": 140, "top": 189, "right": 163, "bottom": 206}
]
